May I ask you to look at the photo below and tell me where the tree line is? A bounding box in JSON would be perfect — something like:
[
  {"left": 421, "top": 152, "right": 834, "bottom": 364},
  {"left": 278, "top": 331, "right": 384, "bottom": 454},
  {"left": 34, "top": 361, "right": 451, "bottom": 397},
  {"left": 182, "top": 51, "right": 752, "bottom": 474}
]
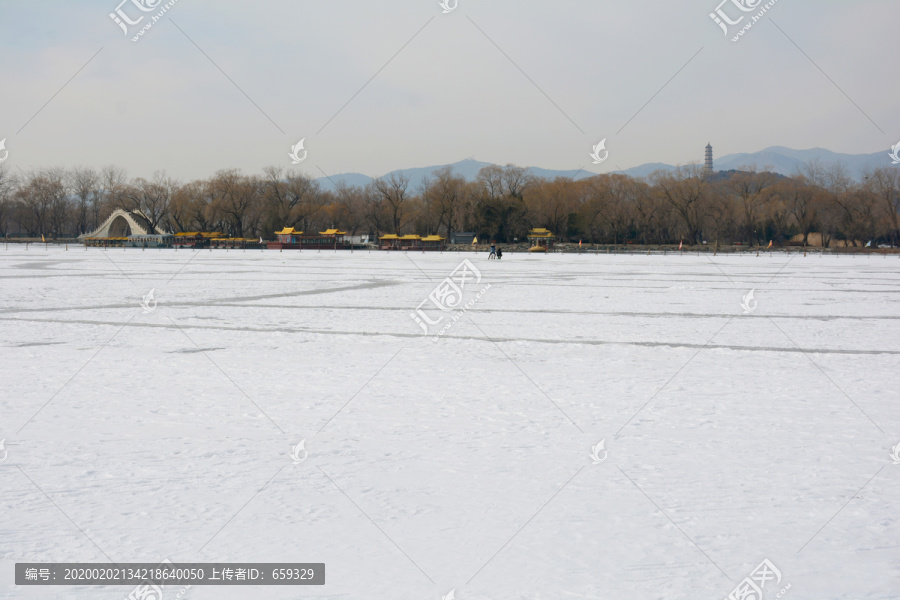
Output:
[{"left": 1, "top": 161, "right": 898, "bottom": 247}]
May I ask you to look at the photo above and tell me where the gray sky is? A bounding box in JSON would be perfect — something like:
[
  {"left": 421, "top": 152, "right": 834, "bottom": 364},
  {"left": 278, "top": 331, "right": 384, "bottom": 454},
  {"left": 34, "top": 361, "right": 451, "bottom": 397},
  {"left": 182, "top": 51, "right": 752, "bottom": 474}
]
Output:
[{"left": 0, "top": 0, "right": 897, "bottom": 181}]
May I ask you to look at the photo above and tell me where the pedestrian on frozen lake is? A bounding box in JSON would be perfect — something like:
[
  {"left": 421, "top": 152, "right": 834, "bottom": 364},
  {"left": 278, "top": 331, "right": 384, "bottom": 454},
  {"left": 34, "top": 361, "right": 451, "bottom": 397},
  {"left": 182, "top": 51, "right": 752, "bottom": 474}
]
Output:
[
  {"left": 496, "top": 247, "right": 503, "bottom": 260},
  {"left": 489, "top": 242, "right": 497, "bottom": 259}
]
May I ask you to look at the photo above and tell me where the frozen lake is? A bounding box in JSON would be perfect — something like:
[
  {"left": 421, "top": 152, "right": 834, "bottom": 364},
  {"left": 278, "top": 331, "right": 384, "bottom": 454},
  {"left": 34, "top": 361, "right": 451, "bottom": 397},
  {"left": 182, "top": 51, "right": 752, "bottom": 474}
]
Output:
[{"left": 1, "top": 246, "right": 898, "bottom": 599}]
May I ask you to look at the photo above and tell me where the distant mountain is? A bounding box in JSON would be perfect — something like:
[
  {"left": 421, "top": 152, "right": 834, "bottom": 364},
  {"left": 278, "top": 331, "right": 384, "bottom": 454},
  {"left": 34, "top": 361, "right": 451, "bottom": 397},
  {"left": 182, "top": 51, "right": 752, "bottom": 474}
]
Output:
[
  {"left": 526, "top": 166, "right": 597, "bottom": 181},
  {"left": 716, "top": 146, "right": 888, "bottom": 179},
  {"left": 617, "top": 146, "right": 891, "bottom": 180},
  {"left": 314, "top": 147, "right": 894, "bottom": 192},
  {"left": 315, "top": 172, "right": 372, "bottom": 189},
  {"left": 386, "top": 158, "right": 493, "bottom": 188},
  {"left": 614, "top": 162, "right": 676, "bottom": 178},
  {"left": 315, "top": 159, "right": 595, "bottom": 192}
]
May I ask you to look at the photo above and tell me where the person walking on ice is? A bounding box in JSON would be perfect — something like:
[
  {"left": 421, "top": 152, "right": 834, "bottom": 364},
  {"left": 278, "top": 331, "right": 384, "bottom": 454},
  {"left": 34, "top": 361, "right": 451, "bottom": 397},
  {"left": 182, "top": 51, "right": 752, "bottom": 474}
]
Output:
[{"left": 488, "top": 242, "right": 497, "bottom": 259}]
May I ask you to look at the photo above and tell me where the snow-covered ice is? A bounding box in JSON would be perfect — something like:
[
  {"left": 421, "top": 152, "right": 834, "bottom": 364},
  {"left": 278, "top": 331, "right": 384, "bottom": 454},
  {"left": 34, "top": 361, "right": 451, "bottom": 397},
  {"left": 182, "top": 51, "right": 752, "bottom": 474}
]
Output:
[{"left": 1, "top": 247, "right": 898, "bottom": 599}]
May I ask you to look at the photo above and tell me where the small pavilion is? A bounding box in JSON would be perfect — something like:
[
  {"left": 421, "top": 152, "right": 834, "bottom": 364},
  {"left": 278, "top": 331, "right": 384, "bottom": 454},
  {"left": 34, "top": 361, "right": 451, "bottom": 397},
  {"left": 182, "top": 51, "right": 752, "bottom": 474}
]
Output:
[
  {"left": 398, "top": 234, "right": 422, "bottom": 250},
  {"left": 317, "top": 229, "right": 347, "bottom": 248},
  {"left": 173, "top": 232, "right": 224, "bottom": 248},
  {"left": 527, "top": 228, "right": 555, "bottom": 252},
  {"left": 379, "top": 234, "right": 401, "bottom": 250},
  {"left": 420, "top": 235, "right": 446, "bottom": 251},
  {"left": 274, "top": 227, "right": 303, "bottom": 245},
  {"left": 269, "top": 227, "right": 351, "bottom": 249}
]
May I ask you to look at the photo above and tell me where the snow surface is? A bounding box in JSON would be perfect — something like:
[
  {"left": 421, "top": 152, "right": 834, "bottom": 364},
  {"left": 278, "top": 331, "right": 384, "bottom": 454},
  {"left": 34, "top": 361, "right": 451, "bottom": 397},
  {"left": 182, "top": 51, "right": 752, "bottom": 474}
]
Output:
[{"left": 1, "top": 246, "right": 898, "bottom": 600}]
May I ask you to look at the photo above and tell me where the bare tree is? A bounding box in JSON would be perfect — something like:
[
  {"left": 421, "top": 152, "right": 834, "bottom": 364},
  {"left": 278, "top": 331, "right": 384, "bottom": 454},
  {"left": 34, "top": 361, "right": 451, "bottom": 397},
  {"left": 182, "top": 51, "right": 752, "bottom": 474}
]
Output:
[
  {"left": 773, "top": 177, "right": 819, "bottom": 247},
  {"left": 524, "top": 177, "right": 580, "bottom": 240},
  {"left": 833, "top": 186, "right": 879, "bottom": 246},
  {"left": 578, "top": 177, "right": 607, "bottom": 243},
  {"left": 285, "top": 171, "right": 324, "bottom": 232},
  {"left": 865, "top": 167, "right": 900, "bottom": 246},
  {"left": 704, "top": 181, "right": 736, "bottom": 248},
  {"left": 604, "top": 175, "right": 642, "bottom": 245},
  {"left": 262, "top": 166, "right": 324, "bottom": 232},
  {"left": 627, "top": 178, "right": 660, "bottom": 245},
  {"left": 99, "top": 165, "right": 128, "bottom": 223},
  {"left": 372, "top": 172, "right": 411, "bottom": 233},
  {"left": 0, "top": 165, "right": 16, "bottom": 236},
  {"left": 16, "top": 168, "right": 69, "bottom": 237},
  {"left": 473, "top": 165, "right": 531, "bottom": 242},
  {"left": 422, "top": 166, "right": 467, "bottom": 236},
  {"left": 726, "top": 168, "right": 776, "bottom": 245},
  {"left": 191, "top": 179, "right": 223, "bottom": 232},
  {"left": 211, "top": 169, "right": 260, "bottom": 237},
  {"left": 501, "top": 164, "right": 530, "bottom": 199},
  {"left": 70, "top": 167, "right": 99, "bottom": 235},
  {"left": 650, "top": 165, "right": 708, "bottom": 245},
  {"left": 169, "top": 180, "right": 202, "bottom": 232},
  {"left": 331, "top": 183, "right": 369, "bottom": 237},
  {"left": 262, "top": 165, "right": 290, "bottom": 227},
  {"left": 123, "top": 171, "right": 177, "bottom": 232}
]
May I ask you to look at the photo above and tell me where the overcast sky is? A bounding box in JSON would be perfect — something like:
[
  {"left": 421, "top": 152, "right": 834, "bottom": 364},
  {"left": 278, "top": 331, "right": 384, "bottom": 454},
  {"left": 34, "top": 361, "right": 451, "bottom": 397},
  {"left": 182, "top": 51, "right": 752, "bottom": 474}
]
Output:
[{"left": 0, "top": 0, "right": 897, "bottom": 181}]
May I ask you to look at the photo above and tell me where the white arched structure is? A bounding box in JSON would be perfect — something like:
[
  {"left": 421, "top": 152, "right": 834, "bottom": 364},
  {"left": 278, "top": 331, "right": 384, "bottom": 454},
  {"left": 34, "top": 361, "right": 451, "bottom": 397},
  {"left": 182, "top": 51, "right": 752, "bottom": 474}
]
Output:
[{"left": 80, "top": 209, "right": 168, "bottom": 238}]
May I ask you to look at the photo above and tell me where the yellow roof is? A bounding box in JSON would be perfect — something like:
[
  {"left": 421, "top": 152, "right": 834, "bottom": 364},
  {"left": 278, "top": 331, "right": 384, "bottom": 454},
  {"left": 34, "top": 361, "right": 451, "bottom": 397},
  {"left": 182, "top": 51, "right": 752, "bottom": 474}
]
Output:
[
  {"left": 528, "top": 228, "right": 555, "bottom": 238},
  {"left": 176, "top": 232, "right": 199, "bottom": 236},
  {"left": 318, "top": 229, "right": 347, "bottom": 235},
  {"left": 379, "top": 234, "right": 400, "bottom": 240},
  {"left": 274, "top": 227, "right": 302, "bottom": 235},
  {"left": 399, "top": 234, "right": 421, "bottom": 240},
  {"left": 421, "top": 235, "right": 444, "bottom": 242}
]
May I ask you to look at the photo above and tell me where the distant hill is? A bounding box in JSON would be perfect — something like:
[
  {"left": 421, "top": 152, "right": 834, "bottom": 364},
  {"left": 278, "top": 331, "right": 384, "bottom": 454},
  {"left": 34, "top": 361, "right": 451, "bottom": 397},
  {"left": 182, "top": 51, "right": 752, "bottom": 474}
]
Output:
[
  {"left": 613, "top": 162, "right": 675, "bottom": 178},
  {"left": 617, "top": 146, "right": 890, "bottom": 180},
  {"left": 314, "top": 147, "right": 894, "bottom": 191},
  {"left": 315, "top": 159, "right": 595, "bottom": 192},
  {"left": 315, "top": 172, "right": 372, "bottom": 189}
]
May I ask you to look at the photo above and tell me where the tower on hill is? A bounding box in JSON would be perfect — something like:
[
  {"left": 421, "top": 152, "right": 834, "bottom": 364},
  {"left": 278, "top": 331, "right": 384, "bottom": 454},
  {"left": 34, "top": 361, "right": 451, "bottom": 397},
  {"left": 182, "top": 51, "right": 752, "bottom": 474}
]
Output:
[{"left": 705, "top": 143, "right": 714, "bottom": 173}]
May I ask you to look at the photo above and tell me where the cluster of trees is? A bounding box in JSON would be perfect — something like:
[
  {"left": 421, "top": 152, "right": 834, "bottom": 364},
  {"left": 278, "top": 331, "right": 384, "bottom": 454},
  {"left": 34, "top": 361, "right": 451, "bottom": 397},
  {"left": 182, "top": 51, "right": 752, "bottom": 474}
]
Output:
[{"left": 1, "top": 161, "right": 898, "bottom": 247}]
